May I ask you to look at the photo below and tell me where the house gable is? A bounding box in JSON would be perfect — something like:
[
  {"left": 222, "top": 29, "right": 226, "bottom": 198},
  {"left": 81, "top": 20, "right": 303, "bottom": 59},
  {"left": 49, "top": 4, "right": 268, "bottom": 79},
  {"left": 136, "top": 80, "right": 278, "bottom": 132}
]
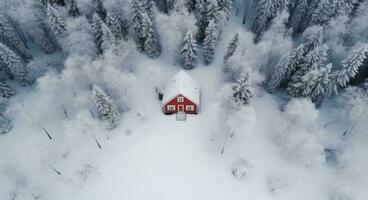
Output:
[{"left": 163, "top": 94, "right": 198, "bottom": 114}]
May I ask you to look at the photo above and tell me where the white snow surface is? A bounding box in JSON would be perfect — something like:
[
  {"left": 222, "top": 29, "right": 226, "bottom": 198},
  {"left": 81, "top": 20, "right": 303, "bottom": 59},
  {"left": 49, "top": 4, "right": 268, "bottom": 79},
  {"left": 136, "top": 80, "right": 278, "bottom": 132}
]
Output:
[{"left": 162, "top": 70, "right": 200, "bottom": 106}]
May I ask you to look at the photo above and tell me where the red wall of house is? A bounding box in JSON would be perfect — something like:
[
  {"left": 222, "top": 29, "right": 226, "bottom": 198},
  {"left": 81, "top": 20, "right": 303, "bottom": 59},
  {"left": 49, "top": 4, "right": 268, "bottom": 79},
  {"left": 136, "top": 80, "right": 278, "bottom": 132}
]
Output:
[{"left": 163, "top": 94, "right": 198, "bottom": 114}]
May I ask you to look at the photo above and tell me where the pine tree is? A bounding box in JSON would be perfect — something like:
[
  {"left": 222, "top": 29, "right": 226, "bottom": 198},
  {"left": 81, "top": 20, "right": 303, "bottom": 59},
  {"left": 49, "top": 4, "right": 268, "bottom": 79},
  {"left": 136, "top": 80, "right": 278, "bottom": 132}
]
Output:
[
  {"left": 267, "top": 44, "right": 305, "bottom": 92},
  {"left": 91, "top": 13, "right": 104, "bottom": 52},
  {"left": 167, "top": 0, "right": 176, "bottom": 11},
  {"left": 268, "top": 26, "right": 325, "bottom": 92},
  {"left": 218, "top": 0, "right": 233, "bottom": 19},
  {"left": 100, "top": 23, "right": 115, "bottom": 50},
  {"left": 132, "top": 0, "right": 145, "bottom": 47},
  {"left": 195, "top": 0, "right": 206, "bottom": 41},
  {"left": 232, "top": 73, "right": 255, "bottom": 105},
  {"left": 0, "top": 14, "right": 32, "bottom": 60},
  {"left": 180, "top": 31, "right": 197, "bottom": 70},
  {"left": 0, "top": 43, "right": 26, "bottom": 80},
  {"left": 224, "top": 33, "right": 239, "bottom": 63},
  {"left": 336, "top": 45, "right": 368, "bottom": 87},
  {"left": 287, "top": 63, "right": 331, "bottom": 102},
  {"left": 0, "top": 114, "right": 12, "bottom": 135},
  {"left": 310, "top": 0, "right": 338, "bottom": 26},
  {"left": 205, "top": 0, "right": 221, "bottom": 24},
  {"left": 288, "top": 0, "right": 308, "bottom": 32},
  {"left": 68, "top": 0, "right": 80, "bottom": 17},
  {"left": 92, "top": 0, "right": 107, "bottom": 20},
  {"left": 92, "top": 85, "right": 121, "bottom": 130},
  {"left": 141, "top": 13, "right": 161, "bottom": 57},
  {"left": 46, "top": 3, "right": 67, "bottom": 37},
  {"left": 203, "top": 20, "right": 219, "bottom": 65},
  {"left": 106, "top": 10, "right": 128, "bottom": 41},
  {"left": 252, "top": 0, "right": 286, "bottom": 39},
  {"left": 361, "top": 78, "right": 368, "bottom": 96},
  {"left": 287, "top": 44, "right": 329, "bottom": 98},
  {"left": 0, "top": 81, "right": 15, "bottom": 98}
]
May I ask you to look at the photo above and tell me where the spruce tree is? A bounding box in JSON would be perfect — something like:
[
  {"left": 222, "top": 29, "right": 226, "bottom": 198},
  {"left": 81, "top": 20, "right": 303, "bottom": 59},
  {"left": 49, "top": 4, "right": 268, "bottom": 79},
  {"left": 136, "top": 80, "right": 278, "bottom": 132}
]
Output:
[
  {"left": 252, "top": 0, "right": 286, "bottom": 39},
  {"left": 68, "top": 0, "right": 80, "bottom": 17},
  {"left": 195, "top": 0, "right": 206, "bottom": 41},
  {"left": 287, "top": 44, "right": 329, "bottom": 98},
  {"left": 100, "top": 23, "right": 115, "bottom": 50},
  {"left": 180, "top": 31, "right": 197, "bottom": 70},
  {"left": 205, "top": 0, "right": 221, "bottom": 24},
  {"left": 132, "top": 0, "right": 145, "bottom": 48},
  {"left": 203, "top": 20, "right": 219, "bottom": 65},
  {"left": 91, "top": 13, "right": 104, "bottom": 52},
  {"left": 232, "top": 73, "right": 255, "bottom": 105},
  {"left": 336, "top": 45, "right": 368, "bottom": 87},
  {"left": 288, "top": 0, "right": 308, "bottom": 32},
  {"left": 361, "top": 78, "right": 368, "bottom": 96},
  {"left": 310, "top": 0, "right": 338, "bottom": 26},
  {"left": 46, "top": 3, "right": 67, "bottom": 37},
  {"left": 106, "top": 10, "right": 128, "bottom": 41},
  {"left": 287, "top": 63, "right": 331, "bottom": 102},
  {"left": 224, "top": 33, "right": 239, "bottom": 63},
  {"left": 92, "top": 0, "right": 107, "bottom": 20},
  {"left": 0, "top": 81, "right": 15, "bottom": 98},
  {"left": 92, "top": 85, "right": 121, "bottom": 130},
  {"left": 218, "top": 0, "right": 233, "bottom": 20},
  {"left": 267, "top": 44, "right": 305, "bottom": 92},
  {"left": 0, "top": 114, "right": 12, "bottom": 135},
  {"left": 268, "top": 26, "right": 325, "bottom": 92},
  {"left": 141, "top": 13, "right": 161, "bottom": 57},
  {"left": 0, "top": 43, "right": 26, "bottom": 80},
  {"left": 0, "top": 14, "right": 32, "bottom": 60}
]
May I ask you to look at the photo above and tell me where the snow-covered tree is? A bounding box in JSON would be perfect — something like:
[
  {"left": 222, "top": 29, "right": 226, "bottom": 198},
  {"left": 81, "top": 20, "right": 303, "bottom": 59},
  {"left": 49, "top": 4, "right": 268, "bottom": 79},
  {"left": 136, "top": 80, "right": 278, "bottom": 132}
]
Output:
[
  {"left": 205, "top": 0, "right": 221, "bottom": 24},
  {"left": 92, "top": 85, "right": 121, "bottom": 130},
  {"left": 141, "top": 13, "right": 161, "bottom": 57},
  {"left": 180, "top": 31, "right": 197, "bottom": 70},
  {"left": 288, "top": 0, "right": 308, "bottom": 32},
  {"left": 91, "top": 13, "right": 114, "bottom": 52},
  {"left": 224, "top": 33, "right": 239, "bottom": 63},
  {"left": 0, "top": 81, "right": 15, "bottom": 98},
  {"left": 100, "top": 23, "right": 115, "bottom": 50},
  {"left": 0, "top": 43, "right": 26, "bottom": 80},
  {"left": 232, "top": 73, "right": 255, "bottom": 105},
  {"left": 195, "top": 0, "right": 206, "bottom": 41},
  {"left": 132, "top": 0, "right": 145, "bottom": 47},
  {"left": 267, "top": 44, "right": 305, "bottom": 92},
  {"left": 268, "top": 26, "right": 325, "bottom": 92},
  {"left": 40, "top": 0, "right": 66, "bottom": 6},
  {"left": 0, "top": 14, "right": 32, "bottom": 60},
  {"left": 361, "top": 78, "right": 368, "bottom": 96},
  {"left": 310, "top": 0, "right": 338, "bottom": 26},
  {"left": 203, "top": 20, "right": 219, "bottom": 65},
  {"left": 218, "top": 0, "right": 233, "bottom": 19},
  {"left": 68, "top": 0, "right": 80, "bottom": 17},
  {"left": 287, "top": 44, "right": 329, "bottom": 99},
  {"left": 252, "top": 0, "right": 288, "bottom": 39},
  {"left": 92, "top": 0, "right": 107, "bottom": 20},
  {"left": 287, "top": 63, "right": 331, "bottom": 102},
  {"left": 0, "top": 114, "right": 12, "bottom": 134},
  {"left": 46, "top": 3, "right": 67, "bottom": 37},
  {"left": 106, "top": 10, "right": 128, "bottom": 41},
  {"left": 336, "top": 45, "right": 368, "bottom": 87}
]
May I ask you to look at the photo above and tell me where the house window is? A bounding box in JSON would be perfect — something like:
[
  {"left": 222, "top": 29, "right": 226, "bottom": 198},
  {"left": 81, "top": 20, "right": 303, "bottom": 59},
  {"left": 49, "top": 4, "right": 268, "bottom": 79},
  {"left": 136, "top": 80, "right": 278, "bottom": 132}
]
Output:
[
  {"left": 186, "top": 105, "right": 194, "bottom": 111},
  {"left": 177, "top": 97, "right": 184, "bottom": 103},
  {"left": 167, "top": 105, "right": 176, "bottom": 111}
]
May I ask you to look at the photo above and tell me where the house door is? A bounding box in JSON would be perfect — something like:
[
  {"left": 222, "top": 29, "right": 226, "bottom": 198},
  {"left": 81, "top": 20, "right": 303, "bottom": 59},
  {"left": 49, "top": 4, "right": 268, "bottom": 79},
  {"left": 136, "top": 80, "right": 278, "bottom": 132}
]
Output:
[{"left": 178, "top": 105, "right": 184, "bottom": 112}]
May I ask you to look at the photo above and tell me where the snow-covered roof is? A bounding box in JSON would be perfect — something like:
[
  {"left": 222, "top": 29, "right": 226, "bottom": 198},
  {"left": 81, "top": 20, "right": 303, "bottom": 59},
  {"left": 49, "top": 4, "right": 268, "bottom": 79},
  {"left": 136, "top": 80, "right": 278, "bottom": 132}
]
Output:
[{"left": 162, "top": 70, "right": 200, "bottom": 105}]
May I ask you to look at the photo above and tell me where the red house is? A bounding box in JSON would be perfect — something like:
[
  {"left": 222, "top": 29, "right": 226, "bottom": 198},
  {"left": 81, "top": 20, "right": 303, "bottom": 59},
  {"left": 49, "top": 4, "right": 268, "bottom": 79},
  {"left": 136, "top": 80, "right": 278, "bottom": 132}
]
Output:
[{"left": 162, "top": 70, "right": 200, "bottom": 114}]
